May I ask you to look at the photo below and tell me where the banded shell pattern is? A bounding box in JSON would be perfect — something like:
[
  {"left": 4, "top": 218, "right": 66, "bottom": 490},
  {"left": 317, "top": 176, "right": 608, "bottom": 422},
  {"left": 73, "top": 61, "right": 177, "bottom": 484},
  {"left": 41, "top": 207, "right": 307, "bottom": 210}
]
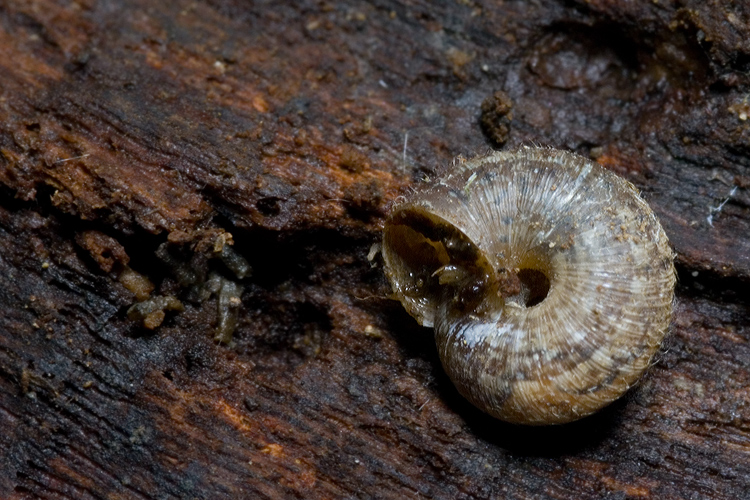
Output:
[{"left": 382, "top": 147, "right": 676, "bottom": 425}]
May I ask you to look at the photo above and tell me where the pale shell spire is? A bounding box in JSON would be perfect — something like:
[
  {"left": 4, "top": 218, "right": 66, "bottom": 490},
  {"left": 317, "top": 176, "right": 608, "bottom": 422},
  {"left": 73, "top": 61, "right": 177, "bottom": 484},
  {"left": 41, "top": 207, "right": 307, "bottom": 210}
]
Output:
[{"left": 382, "top": 147, "right": 675, "bottom": 425}]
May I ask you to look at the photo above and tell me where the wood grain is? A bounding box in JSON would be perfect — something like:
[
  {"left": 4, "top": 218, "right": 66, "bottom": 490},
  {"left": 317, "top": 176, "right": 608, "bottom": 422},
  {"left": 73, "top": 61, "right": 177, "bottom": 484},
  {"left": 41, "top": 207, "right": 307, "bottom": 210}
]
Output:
[{"left": 1, "top": 1, "right": 748, "bottom": 498}]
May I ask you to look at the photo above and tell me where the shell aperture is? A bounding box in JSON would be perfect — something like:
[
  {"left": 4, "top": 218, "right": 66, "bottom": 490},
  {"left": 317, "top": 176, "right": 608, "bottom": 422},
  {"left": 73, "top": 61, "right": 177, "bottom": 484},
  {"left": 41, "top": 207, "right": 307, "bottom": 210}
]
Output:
[{"left": 382, "top": 147, "right": 676, "bottom": 425}]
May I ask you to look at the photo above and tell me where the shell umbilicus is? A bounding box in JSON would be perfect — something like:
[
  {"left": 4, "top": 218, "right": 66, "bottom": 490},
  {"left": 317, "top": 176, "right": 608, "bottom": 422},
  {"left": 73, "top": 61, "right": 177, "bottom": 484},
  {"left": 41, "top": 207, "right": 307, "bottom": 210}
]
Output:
[{"left": 382, "top": 147, "right": 675, "bottom": 425}]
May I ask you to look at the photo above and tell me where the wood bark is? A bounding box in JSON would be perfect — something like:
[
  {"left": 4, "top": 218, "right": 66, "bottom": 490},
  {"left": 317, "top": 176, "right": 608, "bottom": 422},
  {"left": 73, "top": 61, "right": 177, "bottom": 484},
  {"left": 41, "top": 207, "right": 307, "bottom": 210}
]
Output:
[{"left": 0, "top": 1, "right": 748, "bottom": 498}]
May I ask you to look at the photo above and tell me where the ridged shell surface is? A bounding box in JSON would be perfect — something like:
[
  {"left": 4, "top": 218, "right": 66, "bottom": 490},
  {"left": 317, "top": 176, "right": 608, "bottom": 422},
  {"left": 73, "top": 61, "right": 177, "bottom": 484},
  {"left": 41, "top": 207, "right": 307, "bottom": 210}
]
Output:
[{"left": 382, "top": 147, "right": 675, "bottom": 425}]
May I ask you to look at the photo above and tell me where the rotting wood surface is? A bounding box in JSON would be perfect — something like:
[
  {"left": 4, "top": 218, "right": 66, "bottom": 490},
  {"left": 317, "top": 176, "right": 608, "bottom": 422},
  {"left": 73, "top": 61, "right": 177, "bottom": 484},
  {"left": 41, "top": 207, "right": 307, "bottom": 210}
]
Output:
[{"left": 1, "top": 1, "right": 749, "bottom": 498}]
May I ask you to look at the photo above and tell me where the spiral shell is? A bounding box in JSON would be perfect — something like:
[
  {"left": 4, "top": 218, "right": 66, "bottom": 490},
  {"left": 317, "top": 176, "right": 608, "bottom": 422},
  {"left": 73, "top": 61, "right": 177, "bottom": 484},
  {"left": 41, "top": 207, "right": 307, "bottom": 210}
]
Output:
[{"left": 382, "top": 147, "right": 675, "bottom": 425}]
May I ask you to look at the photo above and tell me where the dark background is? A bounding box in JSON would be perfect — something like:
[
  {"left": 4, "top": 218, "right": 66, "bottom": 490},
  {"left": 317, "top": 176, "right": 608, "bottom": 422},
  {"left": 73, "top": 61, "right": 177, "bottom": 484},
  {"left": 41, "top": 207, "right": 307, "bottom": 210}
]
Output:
[{"left": 1, "top": 1, "right": 748, "bottom": 498}]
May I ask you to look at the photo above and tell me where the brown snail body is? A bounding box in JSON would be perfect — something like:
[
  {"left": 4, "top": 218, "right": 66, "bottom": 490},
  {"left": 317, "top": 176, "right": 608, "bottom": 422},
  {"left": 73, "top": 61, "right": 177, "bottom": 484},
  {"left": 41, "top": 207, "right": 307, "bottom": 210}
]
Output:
[{"left": 382, "top": 147, "right": 675, "bottom": 425}]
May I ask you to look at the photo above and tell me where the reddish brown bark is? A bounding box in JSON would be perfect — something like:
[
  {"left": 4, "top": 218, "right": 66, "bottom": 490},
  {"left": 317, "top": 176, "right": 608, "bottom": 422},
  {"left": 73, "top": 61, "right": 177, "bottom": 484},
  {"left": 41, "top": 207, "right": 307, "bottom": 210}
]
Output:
[{"left": 0, "top": 1, "right": 748, "bottom": 498}]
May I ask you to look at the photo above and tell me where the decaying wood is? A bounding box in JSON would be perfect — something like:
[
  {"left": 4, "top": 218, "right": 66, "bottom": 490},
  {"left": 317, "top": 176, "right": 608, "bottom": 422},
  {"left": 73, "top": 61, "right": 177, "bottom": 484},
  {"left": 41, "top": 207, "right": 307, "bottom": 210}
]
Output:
[{"left": 0, "top": 1, "right": 748, "bottom": 498}]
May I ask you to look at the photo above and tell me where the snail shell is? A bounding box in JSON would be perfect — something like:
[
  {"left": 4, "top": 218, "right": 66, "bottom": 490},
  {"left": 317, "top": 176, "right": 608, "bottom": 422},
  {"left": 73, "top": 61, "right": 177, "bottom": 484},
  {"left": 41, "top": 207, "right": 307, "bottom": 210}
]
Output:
[{"left": 382, "top": 147, "right": 675, "bottom": 425}]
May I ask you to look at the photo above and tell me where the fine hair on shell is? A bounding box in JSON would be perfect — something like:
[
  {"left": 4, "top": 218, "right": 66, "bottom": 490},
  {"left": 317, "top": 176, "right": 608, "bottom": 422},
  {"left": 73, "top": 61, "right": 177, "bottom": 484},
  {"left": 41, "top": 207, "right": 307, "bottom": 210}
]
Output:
[{"left": 382, "top": 146, "right": 676, "bottom": 425}]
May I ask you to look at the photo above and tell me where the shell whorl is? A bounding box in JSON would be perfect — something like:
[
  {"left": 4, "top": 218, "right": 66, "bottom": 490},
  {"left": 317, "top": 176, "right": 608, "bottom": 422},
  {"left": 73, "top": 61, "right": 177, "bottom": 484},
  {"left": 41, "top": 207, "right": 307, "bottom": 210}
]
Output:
[{"left": 382, "top": 147, "right": 675, "bottom": 425}]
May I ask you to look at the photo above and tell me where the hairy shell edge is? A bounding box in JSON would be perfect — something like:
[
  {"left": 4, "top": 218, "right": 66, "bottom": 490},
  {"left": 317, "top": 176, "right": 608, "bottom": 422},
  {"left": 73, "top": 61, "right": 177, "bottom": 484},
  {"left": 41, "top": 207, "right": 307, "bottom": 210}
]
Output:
[{"left": 382, "top": 147, "right": 676, "bottom": 425}]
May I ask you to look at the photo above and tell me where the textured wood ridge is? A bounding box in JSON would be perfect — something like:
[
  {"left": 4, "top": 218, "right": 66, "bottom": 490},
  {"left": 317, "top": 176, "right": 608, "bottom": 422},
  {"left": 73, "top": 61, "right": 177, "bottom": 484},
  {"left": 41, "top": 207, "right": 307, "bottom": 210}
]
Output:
[{"left": 0, "top": 1, "right": 749, "bottom": 498}]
